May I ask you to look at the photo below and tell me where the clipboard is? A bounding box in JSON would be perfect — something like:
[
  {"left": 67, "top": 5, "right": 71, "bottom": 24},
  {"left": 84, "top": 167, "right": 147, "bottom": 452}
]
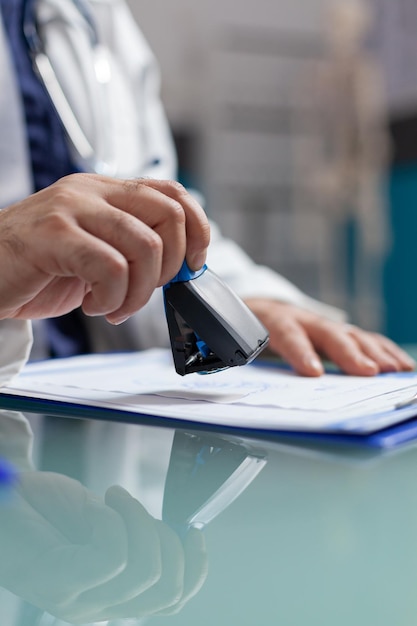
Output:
[
  {"left": 0, "top": 388, "right": 417, "bottom": 450},
  {"left": 1, "top": 349, "right": 417, "bottom": 450}
]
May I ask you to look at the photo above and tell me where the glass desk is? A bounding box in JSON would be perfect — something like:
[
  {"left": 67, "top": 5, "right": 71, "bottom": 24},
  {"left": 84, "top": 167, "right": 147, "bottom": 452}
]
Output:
[{"left": 1, "top": 403, "right": 417, "bottom": 626}]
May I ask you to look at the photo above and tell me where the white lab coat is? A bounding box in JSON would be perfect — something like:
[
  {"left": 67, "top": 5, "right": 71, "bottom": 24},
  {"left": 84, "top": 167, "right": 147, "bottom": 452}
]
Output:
[{"left": 0, "top": 0, "right": 345, "bottom": 382}]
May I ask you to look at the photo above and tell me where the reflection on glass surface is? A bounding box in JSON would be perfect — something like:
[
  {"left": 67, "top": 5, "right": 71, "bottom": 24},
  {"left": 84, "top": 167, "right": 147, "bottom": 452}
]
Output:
[
  {"left": 163, "top": 431, "right": 266, "bottom": 534},
  {"left": 0, "top": 410, "right": 267, "bottom": 625},
  {"left": 5, "top": 405, "right": 417, "bottom": 625}
]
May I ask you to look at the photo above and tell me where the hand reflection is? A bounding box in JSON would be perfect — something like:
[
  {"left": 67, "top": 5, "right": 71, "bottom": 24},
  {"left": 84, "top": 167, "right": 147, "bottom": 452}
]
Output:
[{"left": 0, "top": 472, "right": 208, "bottom": 623}]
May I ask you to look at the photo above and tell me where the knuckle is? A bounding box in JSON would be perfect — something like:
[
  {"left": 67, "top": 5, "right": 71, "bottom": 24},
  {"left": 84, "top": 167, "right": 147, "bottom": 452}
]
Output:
[
  {"left": 54, "top": 171, "right": 85, "bottom": 189},
  {"left": 199, "top": 220, "right": 211, "bottom": 247},
  {"left": 47, "top": 179, "right": 83, "bottom": 210},
  {"left": 106, "top": 207, "right": 132, "bottom": 235},
  {"left": 81, "top": 247, "right": 127, "bottom": 286},
  {"left": 142, "top": 230, "right": 163, "bottom": 257},
  {"left": 274, "top": 319, "right": 297, "bottom": 339},
  {"left": 165, "top": 180, "right": 187, "bottom": 197},
  {"left": 35, "top": 210, "right": 72, "bottom": 236},
  {"left": 106, "top": 254, "right": 128, "bottom": 280},
  {"left": 316, "top": 319, "right": 332, "bottom": 335},
  {"left": 343, "top": 323, "right": 358, "bottom": 333},
  {"left": 166, "top": 199, "right": 186, "bottom": 224},
  {"left": 122, "top": 178, "right": 146, "bottom": 194},
  {"left": 122, "top": 177, "right": 165, "bottom": 197}
]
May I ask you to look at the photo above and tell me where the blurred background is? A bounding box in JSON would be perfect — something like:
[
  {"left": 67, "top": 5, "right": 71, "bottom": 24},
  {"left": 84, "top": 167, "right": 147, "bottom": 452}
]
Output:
[{"left": 127, "top": 0, "right": 417, "bottom": 344}]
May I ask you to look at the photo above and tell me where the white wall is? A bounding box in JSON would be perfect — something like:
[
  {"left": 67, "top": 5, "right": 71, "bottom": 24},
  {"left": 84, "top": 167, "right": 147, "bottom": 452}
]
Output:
[
  {"left": 369, "top": 0, "right": 417, "bottom": 115},
  {"left": 126, "top": 0, "right": 328, "bottom": 126}
]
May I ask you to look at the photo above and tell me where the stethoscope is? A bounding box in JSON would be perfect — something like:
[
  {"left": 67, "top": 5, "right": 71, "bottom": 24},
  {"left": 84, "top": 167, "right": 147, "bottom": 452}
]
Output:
[{"left": 23, "top": 0, "right": 117, "bottom": 175}]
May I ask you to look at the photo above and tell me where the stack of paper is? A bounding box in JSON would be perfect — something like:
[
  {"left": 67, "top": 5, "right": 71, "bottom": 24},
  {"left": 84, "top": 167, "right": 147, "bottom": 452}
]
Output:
[{"left": 1, "top": 349, "right": 417, "bottom": 441}]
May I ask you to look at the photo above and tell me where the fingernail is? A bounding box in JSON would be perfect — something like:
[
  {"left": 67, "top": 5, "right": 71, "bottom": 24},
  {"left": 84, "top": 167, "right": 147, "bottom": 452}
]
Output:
[
  {"left": 307, "top": 357, "right": 324, "bottom": 374},
  {"left": 188, "top": 251, "right": 207, "bottom": 271},
  {"left": 361, "top": 357, "right": 378, "bottom": 372},
  {"left": 110, "top": 315, "right": 129, "bottom": 326}
]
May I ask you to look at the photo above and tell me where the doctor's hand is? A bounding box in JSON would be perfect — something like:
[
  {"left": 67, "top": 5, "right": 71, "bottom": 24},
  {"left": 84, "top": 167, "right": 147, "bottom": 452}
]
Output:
[
  {"left": 245, "top": 299, "right": 415, "bottom": 377},
  {"left": 0, "top": 173, "right": 210, "bottom": 324},
  {"left": 0, "top": 474, "right": 208, "bottom": 623}
]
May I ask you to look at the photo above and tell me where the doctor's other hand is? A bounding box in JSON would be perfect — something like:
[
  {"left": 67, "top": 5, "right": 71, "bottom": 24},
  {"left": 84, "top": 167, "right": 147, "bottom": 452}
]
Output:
[
  {"left": 0, "top": 173, "right": 210, "bottom": 324},
  {"left": 245, "top": 299, "right": 415, "bottom": 377},
  {"left": 0, "top": 475, "right": 208, "bottom": 622}
]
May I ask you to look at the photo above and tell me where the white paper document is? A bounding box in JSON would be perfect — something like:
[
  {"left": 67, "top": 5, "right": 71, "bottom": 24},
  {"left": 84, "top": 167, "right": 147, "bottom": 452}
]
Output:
[{"left": 2, "top": 349, "right": 417, "bottom": 434}]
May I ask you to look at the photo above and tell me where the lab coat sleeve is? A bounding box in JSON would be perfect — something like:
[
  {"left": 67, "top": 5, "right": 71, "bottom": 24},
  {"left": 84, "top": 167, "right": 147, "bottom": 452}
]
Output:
[{"left": 0, "top": 320, "right": 33, "bottom": 387}]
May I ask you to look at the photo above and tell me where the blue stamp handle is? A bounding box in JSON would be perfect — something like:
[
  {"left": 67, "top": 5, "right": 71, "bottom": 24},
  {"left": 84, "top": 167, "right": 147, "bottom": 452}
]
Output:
[{"left": 166, "top": 260, "right": 207, "bottom": 286}]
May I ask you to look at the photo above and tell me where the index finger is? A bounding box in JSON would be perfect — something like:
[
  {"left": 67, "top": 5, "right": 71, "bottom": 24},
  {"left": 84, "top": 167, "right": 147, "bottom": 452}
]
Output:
[
  {"left": 305, "top": 321, "right": 379, "bottom": 376},
  {"left": 268, "top": 316, "right": 325, "bottom": 376},
  {"left": 106, "top": 179, "right": 211, "bottom": 271},
  {"left": 155, "top": 527, "right": 208, "bottom": 616}
]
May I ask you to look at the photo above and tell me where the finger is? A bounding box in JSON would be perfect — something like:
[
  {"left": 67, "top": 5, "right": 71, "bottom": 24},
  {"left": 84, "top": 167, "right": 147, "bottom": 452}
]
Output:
[
  {"left": 268, "top": 317, "right": 325, "bottom": 376},
  {"left": 102, "top": 177, "right": 211, "bottom": 283},
  {"left": 104, "top": 181, "right": 188, "bottom": 283},
  {"left": 131, "top": 185, "right": 187, "bottom": 283},
  {"left": 176, "top": 528, "right": 208, "bottom": 607},
  {"left": 125, "top": 179, "right": 210, "bottom": 271},
  {"left": 305, "top": 321, "right": 379, "bottom": 376},
  {"left": 383, "top": 343, "right": 416, "bottom": 371},
  {"left": 22, "top": 497, "right": 129, "bottom": 613},
  {"left": 98, "top": 520, "right": 185, "bottom": 620},
  {"left": 344, "top": 327, "right": 402, "bottom": 372},
  {"left": 75, "top": 203, "right": 164, "bottom": 322},
  {"left": 33, "top": 191, "right": 163, "bottom": 319},
  {"left": 347, "top": 328, "right": 416, "bottom": 372},
  {"left": 32, "top": 213, "right": 131, "bottom": 317},
  {"left": 155, "top": 527, "right": 208, "bottom": 616},
  {"left": 1, "top": 175, "right": 208, "bottom": 321},
  {"left": 73, "top": 486, "right": 163, "bottom": 620},
  {"left": 348, "top": 336, "right": 398, "bottom": 373}
]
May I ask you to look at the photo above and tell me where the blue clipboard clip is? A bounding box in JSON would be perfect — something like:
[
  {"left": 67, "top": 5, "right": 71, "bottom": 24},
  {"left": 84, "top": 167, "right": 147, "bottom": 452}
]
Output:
[{"left": 163, "top": 261, "right": 269, "bottom": 376}]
